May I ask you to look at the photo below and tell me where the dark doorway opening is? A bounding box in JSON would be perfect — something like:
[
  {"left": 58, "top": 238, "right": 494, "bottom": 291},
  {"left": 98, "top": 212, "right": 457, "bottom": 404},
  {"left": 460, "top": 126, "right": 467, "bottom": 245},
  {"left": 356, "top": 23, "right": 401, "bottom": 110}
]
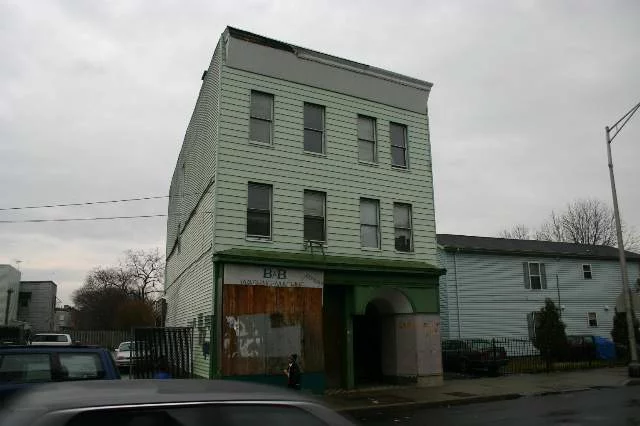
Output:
[{"left": 353, "top": 302, "right": 384, "bottom": 386}]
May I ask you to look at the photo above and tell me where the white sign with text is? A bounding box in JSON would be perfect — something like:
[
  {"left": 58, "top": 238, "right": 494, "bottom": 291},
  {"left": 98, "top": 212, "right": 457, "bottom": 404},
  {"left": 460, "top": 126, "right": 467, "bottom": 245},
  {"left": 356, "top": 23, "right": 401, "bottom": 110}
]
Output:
[{"left": 223, "top": 264, "right": 324, "bottom": 288}]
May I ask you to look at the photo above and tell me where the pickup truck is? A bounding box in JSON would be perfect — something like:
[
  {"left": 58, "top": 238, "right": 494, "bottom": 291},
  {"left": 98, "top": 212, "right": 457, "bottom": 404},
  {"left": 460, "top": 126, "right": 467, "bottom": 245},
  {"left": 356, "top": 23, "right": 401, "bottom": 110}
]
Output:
[{"left": 0, "top": 345, "right": 120, "bottom": 404}]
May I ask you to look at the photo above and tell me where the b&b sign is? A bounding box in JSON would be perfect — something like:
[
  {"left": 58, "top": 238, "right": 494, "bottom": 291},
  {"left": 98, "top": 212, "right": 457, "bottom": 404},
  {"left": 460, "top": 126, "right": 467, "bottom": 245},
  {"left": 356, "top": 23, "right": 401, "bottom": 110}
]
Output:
[{"left": 224, "top": 264, "right": 323, "bottom": 288}]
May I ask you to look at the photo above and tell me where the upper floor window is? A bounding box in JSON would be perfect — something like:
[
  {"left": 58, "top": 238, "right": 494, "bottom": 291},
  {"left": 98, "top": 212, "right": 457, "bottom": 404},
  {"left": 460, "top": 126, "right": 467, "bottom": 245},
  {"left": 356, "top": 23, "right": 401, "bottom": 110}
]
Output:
[
  {"left": 358, "top": 115, "right": 377, "bottom": 163},
  {"left": 588, "top": 312, "right": 598, "bottom": 327},
  {"left": 360, "top": 198, "right": 380, "bottom": 248},
  {"left": 394, "top": 203, "right": 413, "bottom": 252},
  {"left": 523, "top": 262, "right": 547, "bottom": 290},
  {"left": 390, "top": 122, "right": 408, "bottom": 168},
  {"left": 304, "top": 190, "right": 326, "bottom": 242},
  {"left": 250, "top": 91, "right": 273, "bottom": 145},
  {"left": 304, "top": 103, "right": 325, "bottom": 154},
  {"left": 247, "top": 183, "right": 272, "bottom": 239},
  {"left": 582, "top": 264, "right": 592, "bottom": 279}
]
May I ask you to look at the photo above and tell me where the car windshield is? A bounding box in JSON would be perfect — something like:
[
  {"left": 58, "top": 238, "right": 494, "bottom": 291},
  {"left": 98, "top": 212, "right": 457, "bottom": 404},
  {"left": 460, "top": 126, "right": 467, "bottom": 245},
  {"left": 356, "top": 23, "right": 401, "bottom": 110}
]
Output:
[{"left": 32, "top": 335, "right": 67, "bottom": 343}]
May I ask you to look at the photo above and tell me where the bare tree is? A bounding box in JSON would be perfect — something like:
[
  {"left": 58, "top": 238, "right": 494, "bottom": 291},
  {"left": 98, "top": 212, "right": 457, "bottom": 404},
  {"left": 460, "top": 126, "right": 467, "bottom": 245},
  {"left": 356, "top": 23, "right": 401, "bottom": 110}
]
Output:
[
  {"left": 498, "top": 224, "right": 532, "bottom": 240},
  {"left": 122, "top": 248, "right": 165, "bottom": 302},
  {"left": 504, "top": 198, "right": 639, "bottom": 251}
]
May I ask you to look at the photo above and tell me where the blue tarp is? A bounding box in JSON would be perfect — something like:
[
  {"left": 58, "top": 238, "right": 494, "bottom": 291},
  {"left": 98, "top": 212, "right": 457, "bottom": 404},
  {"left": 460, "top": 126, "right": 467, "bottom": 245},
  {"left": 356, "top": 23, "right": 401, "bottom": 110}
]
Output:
[{"left": 594, "top": 336, "right": 616, "bottom": 360}]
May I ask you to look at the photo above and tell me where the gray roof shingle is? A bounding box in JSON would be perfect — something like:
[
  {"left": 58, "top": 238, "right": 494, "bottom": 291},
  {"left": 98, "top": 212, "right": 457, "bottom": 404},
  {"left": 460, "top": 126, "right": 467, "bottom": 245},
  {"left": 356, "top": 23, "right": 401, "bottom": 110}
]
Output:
[{"left": 437, "top": 234, "right": 640, "bottom": 261}]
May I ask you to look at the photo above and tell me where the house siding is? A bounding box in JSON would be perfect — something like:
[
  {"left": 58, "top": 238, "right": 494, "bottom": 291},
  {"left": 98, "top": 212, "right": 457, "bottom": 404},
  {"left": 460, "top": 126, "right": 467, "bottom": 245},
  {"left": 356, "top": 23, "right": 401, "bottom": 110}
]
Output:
[
  {"left": 17, "top": 281, "right": 56, "bottom": 333},
  {"left": 439, "top": 250, "right": 640, "bottom": 339},
  {"left": 214, "top": 65, "right": 437, "bottom": 263},
  {"left": 164, "top": 40, "right": 223, "bottom": 378}
]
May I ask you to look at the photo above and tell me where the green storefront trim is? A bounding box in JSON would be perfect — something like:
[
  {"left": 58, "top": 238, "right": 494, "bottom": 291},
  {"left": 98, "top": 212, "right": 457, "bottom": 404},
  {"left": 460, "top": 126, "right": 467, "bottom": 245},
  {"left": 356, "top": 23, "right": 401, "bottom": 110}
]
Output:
[{"left": 213, "top": 248, "right": 445, "bottom": 277}]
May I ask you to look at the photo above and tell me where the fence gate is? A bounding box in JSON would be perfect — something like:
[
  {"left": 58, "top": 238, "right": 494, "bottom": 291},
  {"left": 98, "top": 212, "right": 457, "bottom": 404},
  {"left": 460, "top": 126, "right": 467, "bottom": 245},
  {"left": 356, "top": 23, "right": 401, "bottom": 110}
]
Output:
[{"left": 131, "top": 327, "right": 193, "bottom": 379}]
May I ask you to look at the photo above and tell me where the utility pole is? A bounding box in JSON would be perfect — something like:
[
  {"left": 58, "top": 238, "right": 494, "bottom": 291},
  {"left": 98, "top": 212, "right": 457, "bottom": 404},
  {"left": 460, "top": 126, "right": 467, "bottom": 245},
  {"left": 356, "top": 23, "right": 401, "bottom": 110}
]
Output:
[{"left": 605, "top": 99, "right": 640, "bottom": 377}]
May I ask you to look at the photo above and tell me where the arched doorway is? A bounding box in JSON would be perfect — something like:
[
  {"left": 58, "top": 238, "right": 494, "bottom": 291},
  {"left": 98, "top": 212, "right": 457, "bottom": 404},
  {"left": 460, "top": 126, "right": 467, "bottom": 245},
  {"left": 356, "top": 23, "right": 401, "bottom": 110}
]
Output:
[{"left": 353, "top": 288, "right": 413, "bottom": 386}]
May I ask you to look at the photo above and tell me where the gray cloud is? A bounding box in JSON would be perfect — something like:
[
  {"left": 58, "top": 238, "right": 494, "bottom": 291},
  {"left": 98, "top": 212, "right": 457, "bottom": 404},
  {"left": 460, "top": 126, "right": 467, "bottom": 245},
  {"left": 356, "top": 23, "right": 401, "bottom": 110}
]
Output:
[{"left": 1, "top": 0, "right": 639, "bottom": 303}]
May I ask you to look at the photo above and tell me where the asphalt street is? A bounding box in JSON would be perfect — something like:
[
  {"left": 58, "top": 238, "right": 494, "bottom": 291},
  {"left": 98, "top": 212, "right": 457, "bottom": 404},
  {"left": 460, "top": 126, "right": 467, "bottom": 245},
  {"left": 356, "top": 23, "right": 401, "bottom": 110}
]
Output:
[{"left": 355, "top": 386, "right": 640, "bottom": 425}]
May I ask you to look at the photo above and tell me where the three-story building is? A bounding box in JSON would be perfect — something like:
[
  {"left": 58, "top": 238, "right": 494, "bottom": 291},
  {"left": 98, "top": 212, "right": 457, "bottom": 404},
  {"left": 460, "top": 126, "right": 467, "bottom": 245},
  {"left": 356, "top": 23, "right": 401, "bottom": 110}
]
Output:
[{"left": 165, "top": 27, "right": 444, "bottom": 391}]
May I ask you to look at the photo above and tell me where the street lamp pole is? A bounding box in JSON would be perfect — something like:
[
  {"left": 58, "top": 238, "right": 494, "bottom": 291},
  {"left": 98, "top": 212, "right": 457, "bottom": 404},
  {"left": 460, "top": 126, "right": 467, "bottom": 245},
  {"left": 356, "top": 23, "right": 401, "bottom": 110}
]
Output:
[{"left": 605, "top": 99, "right": 640, "bottom": 377}]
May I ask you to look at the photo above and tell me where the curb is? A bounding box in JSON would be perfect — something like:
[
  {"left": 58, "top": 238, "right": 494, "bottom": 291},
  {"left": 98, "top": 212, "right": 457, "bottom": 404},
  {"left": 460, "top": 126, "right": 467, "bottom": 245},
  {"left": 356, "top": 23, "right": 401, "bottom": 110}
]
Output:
[
  {"left": 624, "top": 378, "right": 640, "bottom": 386},
  {"left": 333, "top": 386, "right": 612, "bottom": 415}
]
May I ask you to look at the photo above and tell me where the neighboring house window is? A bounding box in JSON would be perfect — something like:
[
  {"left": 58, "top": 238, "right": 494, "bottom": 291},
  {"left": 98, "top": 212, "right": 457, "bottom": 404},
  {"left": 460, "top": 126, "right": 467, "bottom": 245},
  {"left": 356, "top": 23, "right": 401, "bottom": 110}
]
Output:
[
  {"left": 303, "top": 190, "right": 326, "bottom": 242},
  {"left": 393, "top": 203, "right": 413, "bottom": 252},
  {"left": 583, "top": 264, "right": 592, "bottom": 279},
  {"left": 527, "top": 312, "right": 538, "bottom": 340},
  {"left": 390, "top": 122, "right": 408, "bottom": 168},
  {"left": 523, "top": 262, "right": 547, "bottom": 290},
  {"left": 249, "top": 91, "right": 273, "bottom": 144},
  {"left": 246, "top": 183, "right": 272, "bottom": 239},
  {"left": 360, "top": 198, "right": 380, "bottom": 248},
  {"left": 18, "top": 292, "right": 31, "bottom": 308},
  {"left": 358, "top": 115, "right": 377, "bottom": 162},
  {"left": 304, "top": 103, "right": 325, "bottom": 154},
  {"left": 588, "top": 312, "right": 598, "bottom": 327}
]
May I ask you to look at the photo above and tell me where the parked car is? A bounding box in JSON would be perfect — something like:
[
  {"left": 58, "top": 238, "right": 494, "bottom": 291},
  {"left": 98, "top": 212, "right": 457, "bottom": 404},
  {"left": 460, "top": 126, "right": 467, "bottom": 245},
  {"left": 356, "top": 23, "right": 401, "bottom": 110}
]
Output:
[
  {"left": 30, "top": 334, "right": 73, "bottom": 347},
  {"left": 0, "top": 379, "right": 356, "bottom": 426},
  {"left": 442, "top": 339, "right": 508, "bottom": 375},
  {"left": 114, "top": 342, "right": 148, "bottom": 368},
  {"left": 565, "top": 335, "right": 598, "bottom": 361},
  {"left": 0, "top": 345, "right": 120, "bottom": 404}
]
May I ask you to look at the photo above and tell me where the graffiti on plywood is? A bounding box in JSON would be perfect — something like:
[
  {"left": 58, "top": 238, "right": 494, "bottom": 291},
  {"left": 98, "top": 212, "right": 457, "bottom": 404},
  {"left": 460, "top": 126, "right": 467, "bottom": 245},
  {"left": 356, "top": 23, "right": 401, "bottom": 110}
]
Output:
[{"left": 223, "top": 313, "right": 302, "bottom": 360}]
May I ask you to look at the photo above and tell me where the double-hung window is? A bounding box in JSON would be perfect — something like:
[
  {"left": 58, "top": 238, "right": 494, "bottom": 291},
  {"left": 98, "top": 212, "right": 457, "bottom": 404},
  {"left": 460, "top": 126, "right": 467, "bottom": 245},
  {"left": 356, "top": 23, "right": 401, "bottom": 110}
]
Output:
[
  {"left": 247, "top": 183, "right": 272, "bottom": 239},
  {"left": 304, "top": 190, "right": 326, "bottom": 242},
  {"left": 360, "top": 198, "right": 380, "bottom": 248},
  {"left": 394, "top": 203, "right": 413, "bottom": 252},
  {"left": 304, "top": 103, "right": 325, "bottom": 154},
  {"left": 250, "top": 91, "right": 273, "bottom": 144},
  {"left": 390, "top": 122, "right": 408, "bottom": 168},
  {"left": 358, "top": 115, "right": 377, "bottom": 162},
  {"left": 583, "top": 264, "right": 592, "bottom": 279},
  {"left": 524, "top": 262, "right": 547, "bottom": 290}
]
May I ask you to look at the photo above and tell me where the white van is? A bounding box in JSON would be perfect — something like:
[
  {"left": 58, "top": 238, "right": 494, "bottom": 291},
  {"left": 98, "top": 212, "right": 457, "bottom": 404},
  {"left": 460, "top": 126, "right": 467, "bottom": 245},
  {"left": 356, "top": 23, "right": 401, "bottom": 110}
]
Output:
[{"left": 30, "top": 333, "right": 73, "bottom": 346}]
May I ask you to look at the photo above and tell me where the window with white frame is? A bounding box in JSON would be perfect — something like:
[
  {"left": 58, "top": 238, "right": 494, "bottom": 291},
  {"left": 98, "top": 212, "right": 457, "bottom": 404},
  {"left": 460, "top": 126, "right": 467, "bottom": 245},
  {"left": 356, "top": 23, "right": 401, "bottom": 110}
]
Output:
[
  {"left": 390, "top": 122, "right": 408, "bottom": 168},
  {"left": 304, "top": 190, "right": 326, "bottom": 242},
  {"left": 583, "top": 264, "right": 592, "bottom": 279},
  {"left": 588, "top": 312, "right": 598, "bottom": 327},
  {"left": 524, "top": 262, "right": 547, "bottom": 290},
  {"left": 393, "top": 203, "right": 412, "bottom": 252},
  {"left": 360, "top": 198, "right": 380, "bottom": 248},
  {"left": 249, "top": 91, "right": 273, "bottom": 144},
  {"left": 358, "top": 115, "right": 377, "bottom": 163},
  {"left": 304, "top": 103, "right": 325, "bottom": 154},
  {"left": 246, "top": 183, "right": 272, "bottom": 239}
]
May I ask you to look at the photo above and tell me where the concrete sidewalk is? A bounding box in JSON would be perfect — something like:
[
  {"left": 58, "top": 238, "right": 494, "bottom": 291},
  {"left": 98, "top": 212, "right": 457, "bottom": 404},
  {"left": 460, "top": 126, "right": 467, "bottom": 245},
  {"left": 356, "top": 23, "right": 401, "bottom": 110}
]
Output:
[{"left": 323, "top": 368, "right": 633, "bottom": 413}]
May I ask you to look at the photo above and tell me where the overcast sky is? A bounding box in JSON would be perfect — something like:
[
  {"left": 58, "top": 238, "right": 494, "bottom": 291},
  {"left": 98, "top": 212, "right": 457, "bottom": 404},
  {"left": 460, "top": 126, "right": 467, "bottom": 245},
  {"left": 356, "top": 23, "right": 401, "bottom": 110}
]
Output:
[{"left": 1, "top": 0, "right": 639, "bottom": 304}]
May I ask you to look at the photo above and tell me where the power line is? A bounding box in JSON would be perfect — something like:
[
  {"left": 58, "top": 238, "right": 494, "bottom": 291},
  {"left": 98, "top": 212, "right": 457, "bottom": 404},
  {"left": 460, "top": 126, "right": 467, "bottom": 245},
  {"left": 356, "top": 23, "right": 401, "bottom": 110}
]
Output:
[
  {"left": 0, "top": 214, "right": 169, "bottom": 224},
  {"left": 0, "top": 195, "right": 169, "bottom": 212}
]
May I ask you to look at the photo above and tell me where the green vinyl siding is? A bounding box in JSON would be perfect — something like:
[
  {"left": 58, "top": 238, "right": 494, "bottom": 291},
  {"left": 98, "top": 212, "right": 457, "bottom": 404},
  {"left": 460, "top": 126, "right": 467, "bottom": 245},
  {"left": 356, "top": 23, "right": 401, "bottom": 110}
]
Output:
[{"left": 214, "top": 66, "right": 437, "bottom": 264}]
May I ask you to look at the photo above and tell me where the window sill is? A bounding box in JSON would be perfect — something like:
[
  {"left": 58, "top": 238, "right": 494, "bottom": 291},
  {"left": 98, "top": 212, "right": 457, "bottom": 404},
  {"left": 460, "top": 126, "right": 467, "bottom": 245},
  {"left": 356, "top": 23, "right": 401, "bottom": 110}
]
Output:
[
  {"left": 361, "top": 247, "right": 382, "bottom": 252},
  {"left": 248, "top": 140, "right": 274, "bottom": 148},
  {"left": 303, "top": 151, "right": 327, "bottom": 158},
  {"left": 359, "top": 161, "right": 379, "bottom": 167},
  {"left": 246, "top": 237, "right": 273, "bottom": 243},
  {"left": 394, "top": 250, "right": 415, "bottom": 255},
  {"left": 391, "top": 165, "right": 410, "bottom": 172}
]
